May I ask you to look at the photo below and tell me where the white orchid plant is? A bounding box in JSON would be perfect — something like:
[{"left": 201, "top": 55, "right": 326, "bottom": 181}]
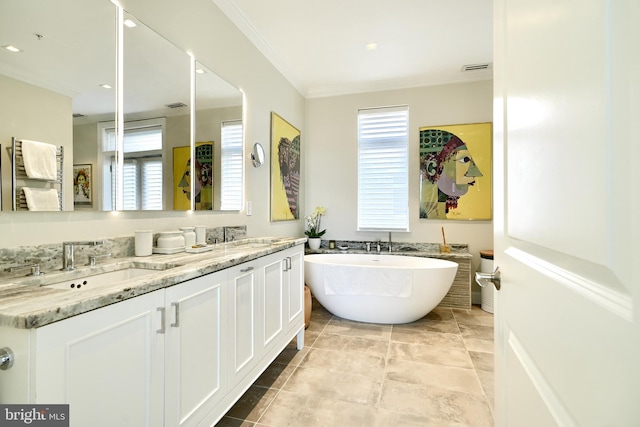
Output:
[{"left": 304, "top": 206, "right": 327, "bottom": 238}]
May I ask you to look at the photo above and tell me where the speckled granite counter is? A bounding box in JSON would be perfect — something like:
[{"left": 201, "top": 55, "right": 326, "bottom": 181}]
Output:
[
  {"left": 305, "top": 240, "right": 473, "bottom": 309},
  {"left": 0, "top": 237, "right": 305, "bottom": 329}
]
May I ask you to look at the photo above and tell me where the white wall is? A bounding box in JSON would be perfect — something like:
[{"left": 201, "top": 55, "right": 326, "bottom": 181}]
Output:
[
  {"left": 305, "top": 80, "right": 494, "bottom": 276},
  {"left": 0, "top": 0, "right": 305, "bottom": 248},
  {"left": 0, "top": 75, "right": 74, "bottom": 211}
]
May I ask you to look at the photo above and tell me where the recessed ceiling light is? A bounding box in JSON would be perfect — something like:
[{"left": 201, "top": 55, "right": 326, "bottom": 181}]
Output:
[
  {"left": 366, "top": 42, "right": 378, "bottom": 50},
  {"left": 123, "top": 19, "right": 137, "bottom": 28},
  {"left": 99, "top": 84, "right": 112, "bottom": 89},
  {"left": 2, "top": 45, "right": 22, "bottom": 53},
  {"left": 195, "top": 68, "right": 205, "bottom": 74}
]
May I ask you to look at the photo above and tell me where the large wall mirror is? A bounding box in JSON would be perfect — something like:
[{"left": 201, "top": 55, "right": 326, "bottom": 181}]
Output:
[
  {"left": 0, "top": 0, "right": 244, "bottom": 213},
  {"left": 0, "top": 0, "right": 116, "bottom": 212}
]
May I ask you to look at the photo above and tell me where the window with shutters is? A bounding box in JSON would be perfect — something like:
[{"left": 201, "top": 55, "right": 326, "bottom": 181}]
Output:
[
  {"left": 357, "top": 106, "right": 409, "bottom": 231},
  {"left": 99, "top": 118, "right": 164, "bottom": 210},
  {"left": 220, "top": 120, "right": 243, "bottom": 210}
]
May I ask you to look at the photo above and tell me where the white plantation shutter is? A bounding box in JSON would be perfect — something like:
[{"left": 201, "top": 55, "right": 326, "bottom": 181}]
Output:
[
  {"left": 103, "top": 119, "right": 164, "bottom": 210},
  {"left": 140, "top": 158, "right": 163, "bottom": 210},
  {"left": 122, "top": 159, "right": 138, "bottom": 210},
  {"left": 357, "top": 106, "right": 409, "bottom": 231},
  {"left": 220, "top": 120, "right": 243, "bottom": 210}
]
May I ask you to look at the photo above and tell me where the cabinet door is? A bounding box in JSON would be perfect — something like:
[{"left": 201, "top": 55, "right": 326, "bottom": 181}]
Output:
[
  {"left": 35, "top": 290, "right": 165, "bottom": 427},
  {"left": 165, "top": 271, "right": 226, "bottom": 427},
  {"left": 228, "top": 261, "right": 259, "bottom": 383},
  {"left": 284, "top": 247, "right": 304, "bottom": 332},
  {"left": 261, "top": 254, "right": 284, "bottom": 350}
]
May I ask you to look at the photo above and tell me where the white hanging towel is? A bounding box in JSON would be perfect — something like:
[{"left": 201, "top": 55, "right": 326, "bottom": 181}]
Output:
[
  {"left": 20, "top": 139, "right": 58, "bottom": 180},
  {"left": 22, "top": 188, "right": 61, "bottom": 211}
]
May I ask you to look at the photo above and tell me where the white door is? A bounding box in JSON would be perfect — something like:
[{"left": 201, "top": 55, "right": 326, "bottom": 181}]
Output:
[{"left": 494, "top": 1, "right": 639, "bottom": 426}]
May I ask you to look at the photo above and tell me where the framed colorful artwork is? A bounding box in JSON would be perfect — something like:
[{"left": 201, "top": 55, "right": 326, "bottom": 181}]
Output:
[
  {"left": 270, "top": 112, "right": 301, "bottom": 221},
  {"left": 73, "top": 164, "right": 93, "bottom": 207},
  {"left": 173, "top": 142, "right": 214, "bottom": 211},
  {"left": 419, "top": 122, "right": 492, "bottom": 220}
]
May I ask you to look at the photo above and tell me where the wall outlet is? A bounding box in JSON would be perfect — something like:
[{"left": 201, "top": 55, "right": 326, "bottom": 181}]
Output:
[{"left": 246, "top": 201, "right": 252, "bottom": 216}]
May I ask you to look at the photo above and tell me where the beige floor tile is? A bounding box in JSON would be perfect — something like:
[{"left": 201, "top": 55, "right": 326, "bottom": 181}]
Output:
[
  {"left": 379, "top": 380, "right": 493, "bottom": 426},
  {"left": 324, "top": 317, "right": 392, "bottom": 340},
  {"left": 273, "top": 344, "right": 309, "bottom": 367},
  {"left": 258, "top": 390, "right": 378, "bottom": 426},
  {"left": 388, "top": 341, "right": 473, "bottom": 369},
  {"left": 463, "top": 337, "right": 495, "bottom": 354},
  {"left": 385, "top": 358, "right": 484, "bottom": 396},
  {"left": 391, "top": 329, "right": 466, "bottom": 351},
  {"left": 221, "top": 302, "right": 495, "bottom": 426},
  {"left": 282, "top": 365, "right": 382, "bottom": 405},
  {"left": 254, "top": 362, "right": 296, "bottom": 390},
  {"left": 299, "top": 347, "right": 387, "bottom": 378},
  {"left": 224, "top": 385, "right": 279, "bottom": 423},
  {"left": 469, "top": 351, "right": 494, "bottom": 372},
  {"left": 393, "top": 319, "right": 461, "bottom": 334},
  {"left": 424, "top": 307, "right": 456, "bottom": 322},
  {"left": 452, "top": 308, "right": 494, "bottom": 327},
  {"left": 458, "top": 324, "right": 494, "bottom": 341},
  {"left": 313, "top": 333, "right": 390, "bottom": 357},
  {"left": 476, "top": 369, "right": 495, "bottom": 411},
  {"left": 373, "top": 408, "right": 460, "bottom": 427}
]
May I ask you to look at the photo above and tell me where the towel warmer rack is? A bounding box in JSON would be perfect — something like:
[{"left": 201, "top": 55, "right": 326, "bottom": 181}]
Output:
[{"left": 8, "top": 137, "right": 64, "bottom": 211}]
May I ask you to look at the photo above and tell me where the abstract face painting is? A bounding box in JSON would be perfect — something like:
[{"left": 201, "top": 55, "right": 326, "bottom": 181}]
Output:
[{"left": 419, "top": 123, "right": 492, "bottom": 220}]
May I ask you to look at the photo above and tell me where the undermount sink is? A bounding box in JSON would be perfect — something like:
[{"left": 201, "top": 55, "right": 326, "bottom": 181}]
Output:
[{"left": 46, "top": 267, "right": 168, "bottom": 291}]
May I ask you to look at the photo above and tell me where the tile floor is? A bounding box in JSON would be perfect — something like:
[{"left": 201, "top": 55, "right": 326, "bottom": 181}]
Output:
[{"left": 216, "top": 300, "right": 494, "bottom": 427}]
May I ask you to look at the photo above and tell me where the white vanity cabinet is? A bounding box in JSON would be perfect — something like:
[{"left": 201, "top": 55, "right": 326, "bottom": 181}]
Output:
[
  {"left": 0, "top": 243, "right": 305, "bottom": 427},
  {"left": 227, "top": 258, "right": 260, "bottom": 385},
  {"left": 35, "top": 288, "right": 166, "bottom": 427},
  {"left": 34, "top": 270, "right": 227, "bottom": 427},
  {"left": 164, "top": 270, "right": 227, "bottom": 427}
]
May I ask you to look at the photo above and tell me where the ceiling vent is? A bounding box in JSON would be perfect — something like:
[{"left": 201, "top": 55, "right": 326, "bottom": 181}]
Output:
[
  {"left": 72, "top": 113, "right": 85, "bottom": 118},
  {"left": 165, "top": 102, "right": 187, "bottom": 109},
  {"left": 461, "top": 63, "right": 492, "bottom": 72}
]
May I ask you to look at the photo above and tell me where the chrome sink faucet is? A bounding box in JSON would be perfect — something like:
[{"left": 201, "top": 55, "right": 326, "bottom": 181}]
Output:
[{"left": 61, "top": 240, "right": 105, "bottom": 271}]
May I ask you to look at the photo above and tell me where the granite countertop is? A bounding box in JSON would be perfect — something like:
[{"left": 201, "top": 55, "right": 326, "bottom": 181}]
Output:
[
  {"left": 305, "top": 246, "right": 473, "bottom": 260},
  {"left": 0, "top": 237, "right": 306, "bottom": 330}
]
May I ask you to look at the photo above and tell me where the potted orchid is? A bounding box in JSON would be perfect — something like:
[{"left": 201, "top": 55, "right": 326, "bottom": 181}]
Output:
[{"left": 305, "top": 206, "right": 326, "bottom": 250}]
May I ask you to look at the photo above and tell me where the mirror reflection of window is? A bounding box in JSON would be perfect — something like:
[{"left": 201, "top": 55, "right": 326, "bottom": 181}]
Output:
[
  {"left": 220, "top": 120, "right": 243, "bottom": 211},
  {"left": 100, "top": 118, "right": 165, "bottom": 210}
]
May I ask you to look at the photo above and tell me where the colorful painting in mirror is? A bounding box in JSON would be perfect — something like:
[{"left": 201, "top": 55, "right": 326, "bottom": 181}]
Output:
[
  {"left": 419, "top": 122, "right": 492, "bottom": 220},
  {"left": 173, "top": 142, "right": 213, "bottom": 210}
]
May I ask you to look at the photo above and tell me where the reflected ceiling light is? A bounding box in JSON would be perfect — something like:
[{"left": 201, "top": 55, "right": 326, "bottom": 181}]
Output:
[
  {"left": 366, "top": 42, "right": 378, "bottom": 50},
  {"left": 123, "top": 19, "right": 137, "bottom": 28},
  {"left": 195, "top": 68, "right": 205, "bottom": 74},
  {"left": 2, "top": 45, "right": 22, "bottom": 53},
  {"left": 99, "top": 84, "right": 112, "bottom": 89}
]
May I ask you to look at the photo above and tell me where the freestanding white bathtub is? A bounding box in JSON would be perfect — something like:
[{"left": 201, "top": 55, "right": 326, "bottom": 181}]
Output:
[{"left": 304, "top": 253, "right": 458, "bottom": 324}]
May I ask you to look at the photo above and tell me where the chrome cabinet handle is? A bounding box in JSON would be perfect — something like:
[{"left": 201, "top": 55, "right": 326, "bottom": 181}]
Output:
[
  {"left": 157, "top": 307, "right": 166, "bottom": 334},
  {"left": 170, "top": 302, "right": 180, "bottom": 328},
  {"left": 0, "top": 347, "right": 14, "bottom": 370},
  {"left": 475, "top": 266, "right": 501, "bottom": 291},
  {"left": 240, "top": 266, "right": 254, "bottom": 273}
]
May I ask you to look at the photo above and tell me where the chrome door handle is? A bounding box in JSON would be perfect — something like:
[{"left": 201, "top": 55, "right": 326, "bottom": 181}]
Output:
[
  {"left": 0, "top": 347, "right": 14, "bottom": 370},
  {"left": 475, "top": 266, "right": 501, "bottom": 291},
  {"left": 157, "top": 307, "right": 166, "bottom": 334},
  {"left": 170, "top": 302, "right": 180, "bottom": 328}
]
